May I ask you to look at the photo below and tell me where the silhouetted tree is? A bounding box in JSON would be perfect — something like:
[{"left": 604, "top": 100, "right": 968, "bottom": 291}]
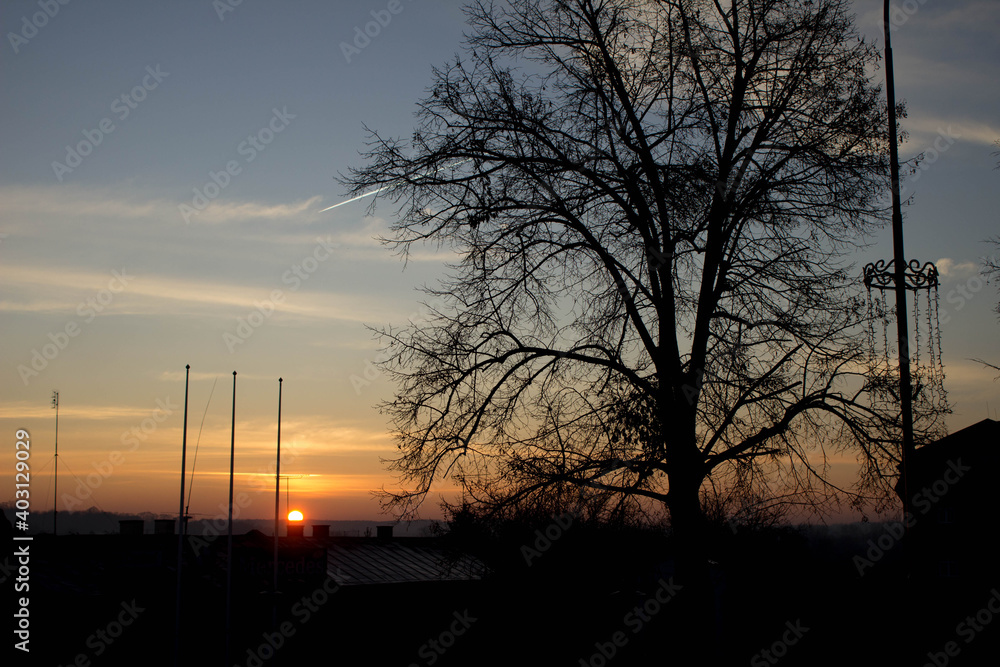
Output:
[
  {"left": 347, "top": 0, "right": 913, "bottom": 592},
  {"left": 975, "top": 141, "right": 999, "bottom": 375},
  {"left": 986, "top": 238, "right": 1000, "bottom": 320}
]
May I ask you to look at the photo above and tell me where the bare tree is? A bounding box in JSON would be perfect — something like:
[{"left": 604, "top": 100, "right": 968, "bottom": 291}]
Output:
[
  {"left": 976, "top": 141, "right": 999, "bottom": 374},
  {"left": 986, "top": 237, "right": 1000, "bottom": 319},
  {"left": 987, "top": 141, "right": 1000, "bottom": 312},
  {"left": 346, "top": 0, "right": 913, "bottom": 582}
]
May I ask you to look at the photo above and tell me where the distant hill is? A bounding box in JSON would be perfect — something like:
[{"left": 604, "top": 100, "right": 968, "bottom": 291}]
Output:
[
  {"left": 4, "top": 503, "right": 913, "bottom": 546},
  {"left": 0, "top": 504, "right": 438, "bottom": 537}
]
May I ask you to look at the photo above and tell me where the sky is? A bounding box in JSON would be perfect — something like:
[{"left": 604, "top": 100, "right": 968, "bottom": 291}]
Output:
[{"left": 1, "top": 0, "right": 998, "bottom": 525}]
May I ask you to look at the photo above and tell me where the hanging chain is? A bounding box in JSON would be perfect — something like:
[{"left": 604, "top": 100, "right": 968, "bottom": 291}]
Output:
[
  {"left": 933, "top": 287, "right": 949, "bottom": 414},
  {"left": 913, "top": 290, "right": 921, "bottom": 384},
  {"left": 866, "top": 288, "right": 876, "bottom": 379},
  {"left": 883, "top": 299, "right": 892, "bottom": 383}
]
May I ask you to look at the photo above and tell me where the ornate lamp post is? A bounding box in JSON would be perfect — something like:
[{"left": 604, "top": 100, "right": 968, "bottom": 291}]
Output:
[{"left": 862, "top": 1, "right": 939, "bottom": 521}]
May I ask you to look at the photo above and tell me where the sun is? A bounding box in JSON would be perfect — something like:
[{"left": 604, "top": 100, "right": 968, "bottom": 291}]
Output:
[{"left": 287, "top": 510, "right": 303, "bottom": 522}]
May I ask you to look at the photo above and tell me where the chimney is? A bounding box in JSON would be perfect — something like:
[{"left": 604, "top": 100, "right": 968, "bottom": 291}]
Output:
[
  {"left": 311, "top": 525, "right": 330, "bottom": 539},
  {"left": 287, "top": 524, "right": 304, "bottom": 538},
  {"left": 119, "top": 519, "right": 144, "bottom": 535},
  {"left": 376, "top": 525, "right": 393, "bottom": 540},
  {"left": 154, "top": 519, "right": 175, "bottom": 535}
]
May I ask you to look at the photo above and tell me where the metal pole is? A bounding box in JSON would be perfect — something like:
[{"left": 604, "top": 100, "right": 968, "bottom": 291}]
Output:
[
  {"left": 52, "top": 391, "right": 59, "bottom": 536},
  {"left": 226, "top": 371, "right": 236, "bottom": 667},
  {"left": 884, "top": 0, "right": 915, "bottom": 521},
  {"left": 175, "top": 365, "right": 190, "bottom": 666},
  {"left": 273, "top": 377, "right": 282, "bottom": 628}
]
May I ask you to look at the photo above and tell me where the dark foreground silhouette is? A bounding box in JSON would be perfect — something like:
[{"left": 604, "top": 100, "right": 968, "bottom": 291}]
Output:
[{"left": 6, "top": 504, "right": 999, "bottom": 666}]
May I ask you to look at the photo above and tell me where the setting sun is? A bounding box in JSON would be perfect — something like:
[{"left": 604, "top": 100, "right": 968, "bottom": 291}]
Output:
[{"left": 287, "top": 510, "right": 304, "bottom": 522}]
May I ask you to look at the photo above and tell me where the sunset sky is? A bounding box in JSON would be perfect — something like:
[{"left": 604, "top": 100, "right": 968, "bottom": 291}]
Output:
[{"left": 2, "top": 0, "right": 998, "bottom": 524}]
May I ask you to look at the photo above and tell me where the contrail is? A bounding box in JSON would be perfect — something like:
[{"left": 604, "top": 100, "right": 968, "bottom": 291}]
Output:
[
  {"left": 319, "top": 158, "right": 473, "bottom": 212},
  {"left": 318, "top": 186, "right": 390, "bottom": 212}
]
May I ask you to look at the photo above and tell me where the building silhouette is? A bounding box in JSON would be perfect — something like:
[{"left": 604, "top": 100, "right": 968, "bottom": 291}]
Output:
[{"left": 895, "top": 418, "right": 1000, "bottom": 582}]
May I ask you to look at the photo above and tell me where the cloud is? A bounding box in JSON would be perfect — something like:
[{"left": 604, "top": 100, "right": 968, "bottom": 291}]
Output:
[
  {"left": 936, "top": 257, "right": 979, "bottom": 278},
  {"left": 0, "top": 263, "right": 394, "bottom": 322},
  {"left": 156, "top": 370, "right": 273, "bottom": 382},
  {"left": 317, "top": 212, "right": 461, "bottom": 262},
  {"left": 0, "top": 400, "right": 166, "bottom": 421},
  {"left": 0, "top": 184, "right": 164, "bottom": 221},
  {"left": 0, "top": 184, "right": 326, "bottom": 227},
  {"left": 903, "top": 117, "right": 1000, "bottom": 150},
  {"left": 186, "top": 196, "right": 325, "bottom": 224},
  {"left": 0, "top": 183, "right": 457, "bottom": 264},
  {"left": 922, "top": 0, "right": 1000, "bottom": 31}
]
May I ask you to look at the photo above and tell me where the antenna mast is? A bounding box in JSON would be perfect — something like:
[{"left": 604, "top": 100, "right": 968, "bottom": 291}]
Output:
[
  {"left": 52, "top": 391, "right": 59, "bottom": 536},
  {"left": 175, "top": 365, "right": 190, "bottom": 667}
]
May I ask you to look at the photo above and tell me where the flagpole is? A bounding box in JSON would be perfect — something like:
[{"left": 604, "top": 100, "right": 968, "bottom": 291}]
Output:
[
  {"left": 273, "top": 377, "right": 283, "bottom": 629},
  {"left": 226, "top": 371, "right": 236, "bottom": 667},
  {"left": 175, "top": 365, "right": 190, "bottom": 667}
]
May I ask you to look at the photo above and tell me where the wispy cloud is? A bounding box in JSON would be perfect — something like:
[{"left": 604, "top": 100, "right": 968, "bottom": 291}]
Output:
[
  {"left": 187, "top": 196, "right": 325, "bottom": 224},
  {"left": 936, "top": 257, "right": 980, "bottom": 278},
  {"left": 0, "top": 400, "right": 165, "bottom": 421},
  {"left": 156, "top": 370, "right": 272, "bottom": 383},
  {"left": 0, "top": 263, "right": 391, "bottom": 322},
  {"left": 0, "top": 185, "right": 326, "bottom": 227},
  {"left": 0, "top": 184, "right": 457, "bottom": 264},
  {"left": 1, "top": 184, "right": 165, "bottom": 221},
  {"left": 904, "top": 116, "right": 1000, "bottom": 150},
  {"left": 923, "top": 0, "right": 1000, "bottom": 31}
]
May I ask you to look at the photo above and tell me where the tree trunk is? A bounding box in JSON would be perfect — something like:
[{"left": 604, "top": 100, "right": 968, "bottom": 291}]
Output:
[{"left": 666, "top": 440, "right": 715, "bottom": 658}]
